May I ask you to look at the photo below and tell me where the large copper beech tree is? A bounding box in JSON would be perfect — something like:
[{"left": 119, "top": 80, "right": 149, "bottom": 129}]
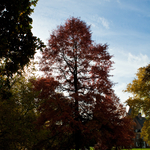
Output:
[{"left": 34, "top": 17, "right": 134, "bottom": 150}]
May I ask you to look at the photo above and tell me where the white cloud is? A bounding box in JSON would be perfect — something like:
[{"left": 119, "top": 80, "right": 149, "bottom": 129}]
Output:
[
  {"left": 116, "top": 0, "right": 121, "bottom": 4},
  {"left": 104, "top": 0, "right": 120, "bottom": 3},
  {"left": 111, "top": 51, "right": 149, "bottom": 78},
  {"left": 110, "top": 50, "right": 149, "bottom": 105},
  {"left": 91, "top": 23, "right": 96, "bottom": 27},
  {"left": 128, "top": 53, "right": 149, "bottom": 65},
  {"left": 89, "top": 15, "right": 110, "bottom": 30},
  {"left": 98, "top": 17, "right": 110, "bottom": 29},
  {"left": 113, "top": 82, "right": 132, "bottom": 104}
]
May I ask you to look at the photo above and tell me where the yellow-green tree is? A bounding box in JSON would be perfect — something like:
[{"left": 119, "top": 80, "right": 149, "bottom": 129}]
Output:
[
  {"left": 0, "top": 65, "right": 51, "bottom": 149},
  {"left": 0, "top": 74, "right": 35, "bottom": 149},
  {"left": 125, "top": 64, "right": 150, "bottom": 144}
]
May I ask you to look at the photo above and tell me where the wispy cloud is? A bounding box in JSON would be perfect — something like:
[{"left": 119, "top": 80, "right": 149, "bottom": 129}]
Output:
[
  {"left": 113, "top": 82, "right": 132, "bottom": 105},
  {"left": 128, "top": 53, "right": 149, "bottom": 66},
  {"left": 111, "top": 51, "right": 149, "bottom": 78},
  {"left": 104, "top": 0, "right": 120, "bottom": 3},
  {"left": 98, "top": 17, "right": 110, "bottom": 29},
  {"left": 110, "top": 50, "right": 149, "bottom": 104},
  {"left": 91, "top": 15, "right": 110, "bottom": 29},
  {"left": 116, "top": 0, "right": 121, "bottom": 4}
]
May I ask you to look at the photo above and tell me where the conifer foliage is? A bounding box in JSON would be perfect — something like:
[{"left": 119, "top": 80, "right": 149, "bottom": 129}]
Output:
[
  {"left": 0, "top": 0, "right": 44, "bottom": 76},
  {"left": 34, "top": 17, "right": 134, "bottom": 150}
]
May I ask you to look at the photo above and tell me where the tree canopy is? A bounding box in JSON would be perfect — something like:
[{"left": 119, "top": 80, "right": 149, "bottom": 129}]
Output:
[
  {"left": 0, "top": 74, "right": 35, "bottom": 149},
  {"left": 125, "top": 64, "right": 150, "bottom": 145},
  {"left": 0, "top": 0, "right": 45, "bottom": 77},
  {"left": 125, "top": 64, "right": 150, "bottom": 117},
  {"left": 0, "top": 65, "right": 53, "bottom": 149},
  {"left": 0, "top": 1, "right": 47, "bottom": 148},
  {"left": 33, "top": 17, "right": 135, "bottom": 150}
]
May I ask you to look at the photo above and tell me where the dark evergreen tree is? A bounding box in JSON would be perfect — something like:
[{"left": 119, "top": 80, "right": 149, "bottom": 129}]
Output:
[{"left": 0, "top": 0, "right": 45, "bottom": 77}]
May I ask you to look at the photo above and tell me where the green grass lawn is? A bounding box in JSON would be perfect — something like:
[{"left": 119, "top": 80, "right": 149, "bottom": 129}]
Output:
[
  {"left": 130, "top": 149, "right": 150, "bottom": 150},
  {"left": 76, "top": 147, "right": 147, "bottom": 150},
  {"left": 123, "top": 149, "right": 150, "bottom": 150}
]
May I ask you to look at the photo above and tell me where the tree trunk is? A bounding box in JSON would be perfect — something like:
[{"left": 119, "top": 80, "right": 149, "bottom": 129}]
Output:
[
  {"left": 74, "top": 46, "right": 81, "bottom": 150},
  {"left": 75, "top": 129, "right": 81, "bottom": 150}
]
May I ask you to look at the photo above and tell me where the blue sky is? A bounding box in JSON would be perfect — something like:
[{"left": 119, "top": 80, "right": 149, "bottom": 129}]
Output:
[{"left": 31, "top": 0, "right": 150, "bottom": 106}]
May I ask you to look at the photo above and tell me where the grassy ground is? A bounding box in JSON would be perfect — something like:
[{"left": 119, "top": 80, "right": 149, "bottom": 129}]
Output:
[
  {"left": 123, "top": 149, "right": 150, "bottom": 150},
  {"left": 77, "top": 147, "right": 150, "bottom": 150},
  {"left": 131, "top": 149, "right": 150, "bottom": 150}
]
